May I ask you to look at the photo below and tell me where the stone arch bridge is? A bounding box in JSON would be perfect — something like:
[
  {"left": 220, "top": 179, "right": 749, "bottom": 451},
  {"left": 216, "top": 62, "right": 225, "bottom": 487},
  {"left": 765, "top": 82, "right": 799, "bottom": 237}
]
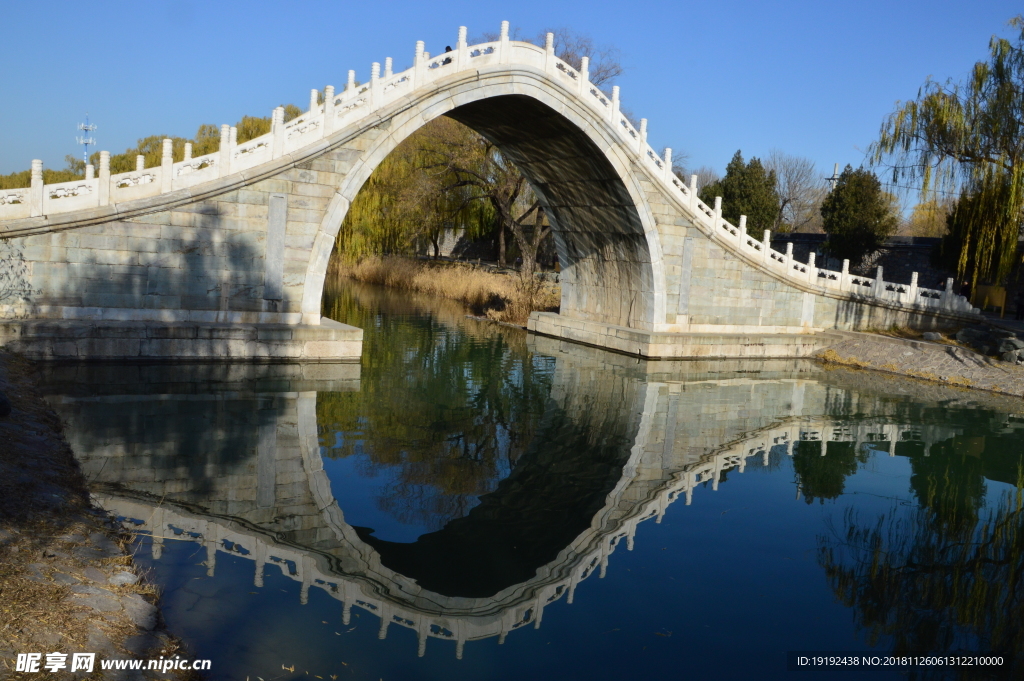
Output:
[{"left": 0, "top": 22, "right": 978, "bottom": 361}]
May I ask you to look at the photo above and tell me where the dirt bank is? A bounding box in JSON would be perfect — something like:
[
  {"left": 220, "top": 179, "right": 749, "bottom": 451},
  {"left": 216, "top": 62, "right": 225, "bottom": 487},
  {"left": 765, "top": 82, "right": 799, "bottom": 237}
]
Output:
[{"left": 0, "top": 351, "right": 197, "bottom": 680}]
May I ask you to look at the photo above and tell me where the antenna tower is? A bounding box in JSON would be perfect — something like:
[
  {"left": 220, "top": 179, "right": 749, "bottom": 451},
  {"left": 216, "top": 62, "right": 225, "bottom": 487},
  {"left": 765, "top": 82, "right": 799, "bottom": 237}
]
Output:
[{"left": 76, "top": 114, "right": 97, "bottom": 165}]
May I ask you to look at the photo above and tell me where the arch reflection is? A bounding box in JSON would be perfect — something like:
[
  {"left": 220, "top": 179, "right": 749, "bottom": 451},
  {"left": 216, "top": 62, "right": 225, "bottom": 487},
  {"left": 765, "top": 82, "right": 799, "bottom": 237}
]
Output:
[{"left": 37, "top": 340, "right": 1024, "bottom": 662}]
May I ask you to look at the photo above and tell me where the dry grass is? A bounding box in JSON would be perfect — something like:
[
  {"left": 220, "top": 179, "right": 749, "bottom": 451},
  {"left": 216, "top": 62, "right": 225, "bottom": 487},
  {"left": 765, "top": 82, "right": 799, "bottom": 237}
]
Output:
[
  {"left": 331, "top": 256, "right": 559, "bottom": 325},
  {"left": 0, "top": 351, "right": 200, "bottom": 679},
  {"left": 865, "top": 325, "right": 977, "bottom": 352},
  {"left": 818, "top": 348, "right": 871, "bottom": 369}
]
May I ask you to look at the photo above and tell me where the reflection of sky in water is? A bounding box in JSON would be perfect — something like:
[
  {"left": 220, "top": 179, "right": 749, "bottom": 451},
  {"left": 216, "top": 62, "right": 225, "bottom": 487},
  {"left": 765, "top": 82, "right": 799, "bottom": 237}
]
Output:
[{"left": 321, "top": 454, "right": 486, "bottom": 542}]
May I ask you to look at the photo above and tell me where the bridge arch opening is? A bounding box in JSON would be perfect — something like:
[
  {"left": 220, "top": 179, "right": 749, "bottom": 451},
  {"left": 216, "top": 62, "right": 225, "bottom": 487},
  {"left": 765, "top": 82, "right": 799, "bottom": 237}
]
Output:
[{"left": 315, "top": 91, "right": 665, "bottom": 330}]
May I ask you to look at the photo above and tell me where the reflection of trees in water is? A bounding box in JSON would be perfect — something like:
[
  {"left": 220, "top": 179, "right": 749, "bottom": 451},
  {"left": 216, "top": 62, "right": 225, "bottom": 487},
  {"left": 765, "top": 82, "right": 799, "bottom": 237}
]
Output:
[
  {"left": 318, "top": 282, "right": 554, "bottom": 532},
  {"left": 907, "top": 437, "right": 988, "bottom": 534},
  {"left": 818, "top": 465, "right": 1024, "bottom": 679},
  {"left": 793, "top": 440, "right": 869, "bottom": 503}
]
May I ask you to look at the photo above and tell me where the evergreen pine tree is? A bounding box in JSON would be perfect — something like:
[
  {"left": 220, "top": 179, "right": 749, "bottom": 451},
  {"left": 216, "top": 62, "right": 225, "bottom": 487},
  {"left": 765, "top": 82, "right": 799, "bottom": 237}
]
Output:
[
  {"left": 698, "top": 150, "right": 780, "bottom": 232},
  {"left": 820, "top": 165, "right": 899, "bottom": 267}
]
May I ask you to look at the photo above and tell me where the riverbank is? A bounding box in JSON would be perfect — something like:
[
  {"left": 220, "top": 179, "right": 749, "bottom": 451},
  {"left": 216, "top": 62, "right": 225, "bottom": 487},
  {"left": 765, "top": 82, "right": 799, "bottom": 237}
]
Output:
[
  {"left": 328, "top": 256, "right": 559, "bottom": 325},
  {"left": 0, "top": 351, "right": 198, "bottom": 680},
  {"left": 817, "top": 330, "right": 1024, "bottom": 398}
]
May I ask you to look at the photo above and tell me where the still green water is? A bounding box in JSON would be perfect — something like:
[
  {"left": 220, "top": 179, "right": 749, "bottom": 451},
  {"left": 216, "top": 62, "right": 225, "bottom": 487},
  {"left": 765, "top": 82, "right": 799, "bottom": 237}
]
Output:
[{"left": 39, "top": 281, "right": 1024, "bottom": 680}]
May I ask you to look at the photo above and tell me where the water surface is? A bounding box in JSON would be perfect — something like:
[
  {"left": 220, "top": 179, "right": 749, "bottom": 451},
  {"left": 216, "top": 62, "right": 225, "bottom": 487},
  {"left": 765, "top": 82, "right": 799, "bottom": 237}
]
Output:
[{"left": 38, "top": 282, "right": 1024, "bottom": 680}]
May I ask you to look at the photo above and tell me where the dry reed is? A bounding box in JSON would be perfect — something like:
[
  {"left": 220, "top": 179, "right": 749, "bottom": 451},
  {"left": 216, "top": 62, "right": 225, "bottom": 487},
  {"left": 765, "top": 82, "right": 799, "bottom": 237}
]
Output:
[{"left": 331, "top": 256, "right": 559, "bottom": 325}]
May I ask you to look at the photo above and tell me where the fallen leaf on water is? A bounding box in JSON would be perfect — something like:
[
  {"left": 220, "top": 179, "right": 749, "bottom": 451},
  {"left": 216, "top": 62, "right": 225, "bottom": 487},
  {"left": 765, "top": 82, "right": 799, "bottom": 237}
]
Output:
[
  {"left": 282, "top": 664, "right": 295, "bottom": 672},
  {"left": 654, "top": 630, "right": 673, "bottom": 637}
]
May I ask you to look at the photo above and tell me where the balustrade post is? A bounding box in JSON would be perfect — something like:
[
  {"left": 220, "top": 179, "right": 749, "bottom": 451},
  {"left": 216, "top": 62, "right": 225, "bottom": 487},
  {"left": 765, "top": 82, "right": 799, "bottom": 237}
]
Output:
[
  {"left": 610, "top": 85, "right": 621, "bottom": 125},
  {"left": 544, "top": 31, "right": 554, "bottom": 73},
  {"left": 663, "top": 146, "right": 672, "bottom": 182},
  {"left": 909, "top": 271, "right": 919, "bottom": 305},
  {"left": 30, "top": 159, "right": 43, "bottom": 217},
  {"left": 841, "top": 259, "right": 850, "bottom": 292},
  {"left": 413, "top": 40, "right": 425, "bottom": 87},
  {"left": 807, "top": 252, "right": 817, "bottom": 283},
  {"left": 218, "top": 124, "right": 231, "bottom": 176},
  {"left": 184, "top": 142, "right": 193, "bottom": 161},
  {"left": 85, "top": 164, "right": 94, "bottom": 180},
  {"left": 98, "top": 151, "right": 110, "bottom": 206},
  {"left": 417, "top": 628, "right": 428, "bottom": 657},
  {"left": 456, "top": 26, "right": 467, "bottom": 69},
  {"left": 784, "top": 242, "right": 793, "bottom": 268},
  {"left": 498, "top": 20, "right": 509, "bottom": 64},
  {"left": 940, "top": 277, "right": 955, "bottom": 310},
  {"left": 738, "top": 215, "right": 747, "bottom": 244},
  {"left": 713, "top": 196, "right": 722, "bottom": 232},
  {"left": 384, "top": 57, "right": 393, "bottom": 78},
  {"left": 638, "top": 117, "right": 647, "bottom": 153},
  {"left": 579, "top": 55, "right": 589, "bottom": 96},
  {"left": 370, "top": 62, "right": 381, "bottom": 109},
  {"left": 271, "top": 107, "right": 285, "bottom": 159},
  {"left": 762, "top": 229, "right": 772, "bottom": 264},
  {"left": 161, "top": 138, "right": 173, "bottom": 192},
  {"left": 689, "top": 173, "right": 697, "bottom": 211},
  {"left": 229, "top": 126, "right": 238, "bottom": 171},
  {"left": 309, "top": 88, "right": 318, "bottom": 114},
  {"left": 873, "top": 265, "right": 885, "bottom": 297},
  {"left": 135, "top": 155, "right": 145, "bottom": 172},
  {"left": 323, "top": 85, "right": 335, "bottom": 134}
]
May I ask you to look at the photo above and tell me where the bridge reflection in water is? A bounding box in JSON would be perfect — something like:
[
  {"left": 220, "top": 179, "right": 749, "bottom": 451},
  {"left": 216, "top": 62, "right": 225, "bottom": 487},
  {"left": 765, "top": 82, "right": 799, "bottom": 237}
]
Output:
[{"left": 37, "top": 335, "right": 1024, "bottom": 669}]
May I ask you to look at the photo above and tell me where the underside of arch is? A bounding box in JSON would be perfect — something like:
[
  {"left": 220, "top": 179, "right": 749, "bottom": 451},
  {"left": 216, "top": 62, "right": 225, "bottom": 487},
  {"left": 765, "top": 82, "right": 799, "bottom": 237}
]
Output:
[{"left": 445, "top": 95, "right": 656, "bottom": 329}]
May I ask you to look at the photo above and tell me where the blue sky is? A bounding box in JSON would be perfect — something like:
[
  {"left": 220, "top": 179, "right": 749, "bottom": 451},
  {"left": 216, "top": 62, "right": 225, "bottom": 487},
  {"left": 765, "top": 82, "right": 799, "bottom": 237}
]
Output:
[{"left": 1, "top": 0, "right": 1019, "bottom": 199}]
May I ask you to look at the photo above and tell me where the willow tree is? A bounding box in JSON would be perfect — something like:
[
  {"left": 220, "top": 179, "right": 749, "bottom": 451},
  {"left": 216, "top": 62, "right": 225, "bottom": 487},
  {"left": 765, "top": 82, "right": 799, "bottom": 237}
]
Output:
[
  {"left": 871, "top": 16, "right": 1024, "bottom": 286},
  {"left": 336, "top": 117, "right": 494, "bottom": 260}
]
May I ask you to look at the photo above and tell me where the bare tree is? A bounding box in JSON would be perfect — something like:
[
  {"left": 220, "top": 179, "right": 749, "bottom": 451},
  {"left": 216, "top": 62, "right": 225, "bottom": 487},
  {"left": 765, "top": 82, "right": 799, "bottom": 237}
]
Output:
[
  {"left": 674, "top": 164, "right": 721, "bottom": 193},
  {"left": 536, "top": 27, "right": 623, "bottom": 87},
  {"left": 766, "top": 150, "right": 827, "bottom": 233}
]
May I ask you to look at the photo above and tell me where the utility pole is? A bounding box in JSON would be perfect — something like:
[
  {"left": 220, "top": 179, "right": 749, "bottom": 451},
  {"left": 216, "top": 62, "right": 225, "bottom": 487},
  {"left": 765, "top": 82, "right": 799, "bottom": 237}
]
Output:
[
  {"left": 826, "top": 163, "right": 839, "bottom": 192},
  {"left": 76, "top": 114, "right": 97, "bottom": 165}
]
